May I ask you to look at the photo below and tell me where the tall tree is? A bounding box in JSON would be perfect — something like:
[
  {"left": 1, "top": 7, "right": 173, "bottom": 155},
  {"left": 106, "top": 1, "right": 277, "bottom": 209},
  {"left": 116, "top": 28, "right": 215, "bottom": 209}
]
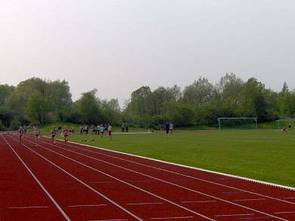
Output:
[
  {"left": 72, "top": 89, "right": 103, "bottom": 124},
  {"left": 183, "top": 77, "right": 214, "bottom": 105}
]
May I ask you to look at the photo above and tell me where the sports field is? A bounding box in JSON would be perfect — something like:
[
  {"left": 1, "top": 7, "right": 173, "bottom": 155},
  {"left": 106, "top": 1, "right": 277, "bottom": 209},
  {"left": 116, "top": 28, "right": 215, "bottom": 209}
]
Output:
[{"left": 63, "top": 129, "right": 295, "bottom": 187}]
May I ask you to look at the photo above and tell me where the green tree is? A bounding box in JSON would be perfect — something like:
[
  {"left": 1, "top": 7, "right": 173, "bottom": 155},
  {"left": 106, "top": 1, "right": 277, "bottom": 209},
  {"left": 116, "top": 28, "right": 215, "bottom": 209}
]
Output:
[
  {"left": 26, "top": 92, "right": 51, "bottom": 124},
  {"left": 72, "top": 89, "right": 103, "bottom": 124},
  {"left": 183, "top": 77, "right": 214, "bottom": 105}
]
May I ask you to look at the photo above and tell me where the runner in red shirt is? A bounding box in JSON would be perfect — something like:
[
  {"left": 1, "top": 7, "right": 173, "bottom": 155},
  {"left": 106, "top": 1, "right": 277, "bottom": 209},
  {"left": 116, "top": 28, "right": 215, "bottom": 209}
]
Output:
[{"left": 63, "top": 127, "right": 69, "bottom": 143}]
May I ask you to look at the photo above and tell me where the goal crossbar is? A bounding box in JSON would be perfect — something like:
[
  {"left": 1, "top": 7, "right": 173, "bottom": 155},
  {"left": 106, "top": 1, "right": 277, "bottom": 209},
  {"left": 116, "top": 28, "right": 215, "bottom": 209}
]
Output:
[
  {"left": 276, "top": 118, "right": 295, "bottom": 129},
  {"left": 217, "top": 117, "right": 258, "bottom": 129}
]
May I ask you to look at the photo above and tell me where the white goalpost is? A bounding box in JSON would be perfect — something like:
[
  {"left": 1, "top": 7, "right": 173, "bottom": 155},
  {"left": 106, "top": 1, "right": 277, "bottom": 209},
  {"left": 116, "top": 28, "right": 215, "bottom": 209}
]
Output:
[
  {"left": 217, "top": 117, "right": 258, "bottom": 129},
  {"left": 276, "top": 118, "right": 295, "bottom": 129}
]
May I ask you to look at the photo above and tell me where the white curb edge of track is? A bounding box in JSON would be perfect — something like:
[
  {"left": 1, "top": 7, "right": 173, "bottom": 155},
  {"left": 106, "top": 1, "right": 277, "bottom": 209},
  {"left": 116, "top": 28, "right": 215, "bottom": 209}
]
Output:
[{"left": 49, "top": 136, "right": 295, "bottom": 191}]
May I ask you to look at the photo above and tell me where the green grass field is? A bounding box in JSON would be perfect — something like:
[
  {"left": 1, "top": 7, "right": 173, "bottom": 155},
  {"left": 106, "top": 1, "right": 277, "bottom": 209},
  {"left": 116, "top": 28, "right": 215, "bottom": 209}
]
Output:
[{"left": 42, "top": 124, "right": 295, "bottom": 187}]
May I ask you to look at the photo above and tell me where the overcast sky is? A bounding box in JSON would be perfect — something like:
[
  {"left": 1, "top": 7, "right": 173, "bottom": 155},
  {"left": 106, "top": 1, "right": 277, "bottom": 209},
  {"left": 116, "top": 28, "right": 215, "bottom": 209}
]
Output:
[{"left": 0, "top": 0, "right": 295, "bottom": 105}]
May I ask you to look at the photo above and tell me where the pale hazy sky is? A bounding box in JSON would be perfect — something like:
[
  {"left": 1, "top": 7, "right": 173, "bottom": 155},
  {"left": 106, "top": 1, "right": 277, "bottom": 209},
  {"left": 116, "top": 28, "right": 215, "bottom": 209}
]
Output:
[{"left": 1, "top": 0, "right": 295, "bottom": 105}]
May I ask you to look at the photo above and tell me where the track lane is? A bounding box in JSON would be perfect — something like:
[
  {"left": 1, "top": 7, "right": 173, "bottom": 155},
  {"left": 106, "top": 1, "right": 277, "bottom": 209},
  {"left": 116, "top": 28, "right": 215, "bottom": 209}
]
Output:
[
  {"left": 4, "top": 135, "right": 142, "bottom": 221},
  {"left": 52, "top": 138, "right": 295, "bottom": 201},
  {"left": 0, "top": 135, "right": 66, "bottom": 221},
  {"left": 23, "top": 136, "right": 291, "bottom": 221},
  {"left": 39, "top": 136, "right": 295, "bottom": 220},
  {"left": 10, "top": 135, "right": 213, "bottom": 221}
]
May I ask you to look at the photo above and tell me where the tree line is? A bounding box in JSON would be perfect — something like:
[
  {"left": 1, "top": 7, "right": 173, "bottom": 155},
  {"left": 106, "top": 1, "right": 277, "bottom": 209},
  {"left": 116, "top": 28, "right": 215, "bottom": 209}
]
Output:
[{"left": 0, "top": 74, "right": 294, "bottom": 130}]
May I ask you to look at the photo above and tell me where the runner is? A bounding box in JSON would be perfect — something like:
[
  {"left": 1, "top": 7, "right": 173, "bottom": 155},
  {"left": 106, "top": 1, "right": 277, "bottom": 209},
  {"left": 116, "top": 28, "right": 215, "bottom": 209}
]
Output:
[
  {"left": 34, "top": 126, "right": 41, "bottom": 144},
  {"left": 51, "top": 128, "right": 57, "bottom": 144},
  {"left": 63, "top": 127, "right": 69, "bottom": 143},
  {"left": 18, "top": 126, "right": 25, "bottom": 143}
]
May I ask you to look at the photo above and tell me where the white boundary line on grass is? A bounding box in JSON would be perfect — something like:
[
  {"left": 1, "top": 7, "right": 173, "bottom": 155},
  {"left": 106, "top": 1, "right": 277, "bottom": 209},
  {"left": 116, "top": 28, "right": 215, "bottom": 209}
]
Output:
[
  {"left": 62, "top": 138, "right": 295, "bottom": 191},
  {"left": 112, "top": 132, "right": 153, "bottom": 135}
]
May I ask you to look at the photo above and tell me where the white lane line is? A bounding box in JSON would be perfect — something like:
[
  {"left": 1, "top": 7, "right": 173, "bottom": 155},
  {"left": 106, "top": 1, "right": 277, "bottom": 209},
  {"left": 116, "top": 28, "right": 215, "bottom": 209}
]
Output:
[
  {"left": 89, "top": 181, "right": 117, "bottom": 184},
  {"left": 112, "top": 132, "right": 152, "bottom": 135},
  {"left": 181, "top": 200, "right": 217, "bottom": 204},
  {"left": 126, "top": 202, "right": 163, "bottom": 206},
  {"left": 36, "top": 139, "right": 287, "bottom": 221},
  {"left": 215, "top": 213, "right": 254, "bottom": 217},
  {"left": 90, "top": 180, "right": 152, "bottom": 184},
  {"left": 8, "top": 206, "right": 49, "bottom": 209},
  {"left": 284, "top": 197, "right": 295, "bottom": 200},
  {"left": 89, "top": 219, "right": 128, "bottom": 221},
  {"left": 67, "top": 204, "right": 107, "bottom": 208},
  {"left": 222, "top": 191, "right": 241, "bottom": 194},
  {"left": 58, "top": 139, "right": 295, "bottom": 200},
  {"left": 240, "top": 216, "right": 271, "bottom": 220},
  {"left": 151, "top": 216, "right": 193, "bottom": 220},
  {"left": 234, "top": 198, "right": 266, "bottom": 202},
  {"left": 1, "top": 135, "right": 71, "bottom": 221},
  {"left": 9, "top": 137, "right": 143, "bottom": 221},
  {"left": 23, "top": 139, "right": 214, "bottom": 221},
  {"left": 274, "top": 211, "right": 295, "bottom": 215}
]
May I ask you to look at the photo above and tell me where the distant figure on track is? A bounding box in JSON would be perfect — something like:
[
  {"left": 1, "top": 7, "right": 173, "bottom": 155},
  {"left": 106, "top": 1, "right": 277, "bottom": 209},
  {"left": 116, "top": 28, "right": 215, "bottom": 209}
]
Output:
[
  {"left": 18, "top": 126, "right": 25, "bottom": 143},
  {"left": 33, "top": 126, "right": 41, "bottom": 144},
  {"left": 63, "top": 127, "right": 69, "bottom": 143},
  {"left": 51, "top": 128, "right": 57, "bottom": 144}
]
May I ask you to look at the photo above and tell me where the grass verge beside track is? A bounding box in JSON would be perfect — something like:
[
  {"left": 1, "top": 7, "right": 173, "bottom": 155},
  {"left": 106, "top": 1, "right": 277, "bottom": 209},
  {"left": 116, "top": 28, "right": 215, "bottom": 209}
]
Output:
[{"left": 42, "top": 126, "right": 295, "bottom": 187}]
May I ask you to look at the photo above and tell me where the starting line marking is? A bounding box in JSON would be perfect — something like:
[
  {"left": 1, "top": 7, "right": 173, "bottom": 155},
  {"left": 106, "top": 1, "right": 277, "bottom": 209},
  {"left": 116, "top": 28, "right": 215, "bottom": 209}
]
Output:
[
  {"left": 274, "top": 211, "right": 295, "bottom": 215},
  {"left": 89, "top": 219, "right": 128, "bottom": 221},
  {"left": 126, "top": 202, "right": 163, "bottom": 206},
  {"left": 284, "top": 197, "right": 295, "bottom": 200},
  {"left": 67, "top": 204, "right": 107, "bottom": 208},
  {"left": 89, "top": 181, "right": 117, "bottom": 184},
  {"left": 151, "top": 216, "right": 193, "bottom": 220},
  {"left": 234, "top": 198, "right": 266, "bottom": 202},
  {"left": 181, "top": 200, "right": 217, "bottom": 204},
  {"left": 8, "top": 206, "right": 49, "bottom": 209},
  {"left": 215, "top": 213, "right": 254, "bottom": 217}
]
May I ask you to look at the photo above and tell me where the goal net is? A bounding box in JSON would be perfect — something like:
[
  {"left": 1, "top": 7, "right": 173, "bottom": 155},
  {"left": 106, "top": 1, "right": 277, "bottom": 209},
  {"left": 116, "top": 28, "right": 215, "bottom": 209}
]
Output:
[
  {"left": 218, "top": 117, "right": 258, "bottom": 129},
  {"left": 276, "top": 118, "right": 295, "bottom": 130}
]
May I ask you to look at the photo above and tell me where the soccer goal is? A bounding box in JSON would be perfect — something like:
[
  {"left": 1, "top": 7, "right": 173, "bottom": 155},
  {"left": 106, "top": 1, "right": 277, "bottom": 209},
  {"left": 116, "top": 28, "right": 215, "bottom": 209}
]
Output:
[
  {"left": 217, "top": 117, "right": 258, "bottom": 129},
  {"left": 276, "top": 118, "right": 295, "bottom": 130}
]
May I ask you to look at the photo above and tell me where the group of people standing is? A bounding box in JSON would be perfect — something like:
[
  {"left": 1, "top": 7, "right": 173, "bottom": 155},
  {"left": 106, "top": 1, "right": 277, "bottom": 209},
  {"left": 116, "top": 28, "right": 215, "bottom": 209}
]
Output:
[
  {"left": 80, "top": 123, "right": 113, "bottom": 139},
  {"left": 121, "top": 122, "right": 129, "bottom": 133},
  {"left": 165, "top": 122, "right": 174, "bottom": 134}
]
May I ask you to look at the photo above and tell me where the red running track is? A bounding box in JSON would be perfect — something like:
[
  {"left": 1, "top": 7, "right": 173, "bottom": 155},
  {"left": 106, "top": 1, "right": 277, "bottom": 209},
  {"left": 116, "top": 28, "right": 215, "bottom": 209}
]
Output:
[{"left": 1, "top": 134, "right": 295, "bottom": 221}]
